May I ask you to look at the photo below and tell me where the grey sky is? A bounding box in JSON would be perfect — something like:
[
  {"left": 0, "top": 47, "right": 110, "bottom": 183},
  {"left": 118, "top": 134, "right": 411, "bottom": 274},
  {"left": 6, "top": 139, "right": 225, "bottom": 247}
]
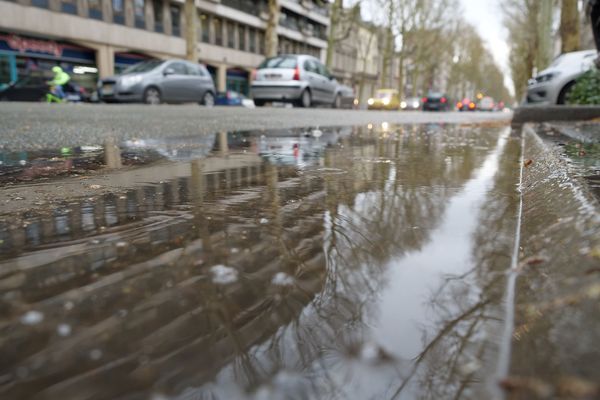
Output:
[{"left": 460, "top": 0, "right": 514, "bottom": 94}]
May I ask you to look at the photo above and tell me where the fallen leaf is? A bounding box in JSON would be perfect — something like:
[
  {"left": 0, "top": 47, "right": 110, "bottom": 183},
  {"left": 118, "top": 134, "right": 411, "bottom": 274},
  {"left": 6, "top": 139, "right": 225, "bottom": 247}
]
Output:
[{"left": 524, "top": 159, "right": 533, "bottom": 168}]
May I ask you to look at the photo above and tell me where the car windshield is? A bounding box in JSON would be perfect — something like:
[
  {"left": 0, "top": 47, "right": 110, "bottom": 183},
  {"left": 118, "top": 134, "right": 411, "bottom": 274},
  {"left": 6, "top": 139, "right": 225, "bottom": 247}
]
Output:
[
  {"left": 122, "top": 60, "right": 164, "bottom": 74},
  {"left": 428, "top": 93, "right": 443, "bottom": 98},
  {"left": 376, "top": 91, "right": 394, "bottom": 99},
  {"left": 258, "top": 56, "right": 298, "bottom": 69}
]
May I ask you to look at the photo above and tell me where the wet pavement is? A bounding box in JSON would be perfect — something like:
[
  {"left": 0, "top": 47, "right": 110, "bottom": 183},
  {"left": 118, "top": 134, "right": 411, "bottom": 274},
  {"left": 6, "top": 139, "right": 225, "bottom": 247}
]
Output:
[{"left": 0, "top": 122, "right": 598, "bottom": 400}]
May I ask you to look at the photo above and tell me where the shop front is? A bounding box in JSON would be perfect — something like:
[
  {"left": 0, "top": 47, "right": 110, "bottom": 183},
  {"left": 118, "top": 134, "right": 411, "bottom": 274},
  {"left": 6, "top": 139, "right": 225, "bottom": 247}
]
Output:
[{"left": 0, "top": 32, "right": 98, "bottom": 91}]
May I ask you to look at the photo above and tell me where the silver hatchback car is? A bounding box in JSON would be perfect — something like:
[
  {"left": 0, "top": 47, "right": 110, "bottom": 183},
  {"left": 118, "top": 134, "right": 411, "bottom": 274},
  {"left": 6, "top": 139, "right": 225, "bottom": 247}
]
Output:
[
  {"left": 99, "top": 59, "right": 216, "bottom": 105},
  {"left": 251, "top": 55, "right": 340, "bottom": 108},
  {"left": 526, "top": 50, "right": 598, "bottom": 105}
]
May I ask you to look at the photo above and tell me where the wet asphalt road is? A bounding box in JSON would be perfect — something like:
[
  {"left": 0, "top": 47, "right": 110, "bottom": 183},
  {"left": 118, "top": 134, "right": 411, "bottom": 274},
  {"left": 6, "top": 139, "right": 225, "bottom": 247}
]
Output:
[{"left": 0, "top": 102, "right": 511, "bottom": 151}]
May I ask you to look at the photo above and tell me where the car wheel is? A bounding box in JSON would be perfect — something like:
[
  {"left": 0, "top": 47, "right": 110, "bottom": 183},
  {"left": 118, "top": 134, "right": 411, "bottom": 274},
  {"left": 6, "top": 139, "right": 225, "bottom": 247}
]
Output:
[
  {"left": 557, "top": 81, "right": 576, "bottom": 105},
  {"left": 254, "top": 100, "right": 266, "bottom": 107},
  {"left": 332, "top": 94, "right": 341, "bottom": 109},
  {"left": 202, "top": 92, "right": 215, "bottom": 107},
  {"left": 144, "top": 87, "right": 161, "bottom": 105},
  {"left": 298, "top": 89, "right": 311, "bottom": 108}
]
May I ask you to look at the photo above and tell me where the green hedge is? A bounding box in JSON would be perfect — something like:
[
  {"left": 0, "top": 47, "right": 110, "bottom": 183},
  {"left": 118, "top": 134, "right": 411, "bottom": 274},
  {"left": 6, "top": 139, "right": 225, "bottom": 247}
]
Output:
[{"left": 567, "top": 68, "right": 600, "bottom": 105}]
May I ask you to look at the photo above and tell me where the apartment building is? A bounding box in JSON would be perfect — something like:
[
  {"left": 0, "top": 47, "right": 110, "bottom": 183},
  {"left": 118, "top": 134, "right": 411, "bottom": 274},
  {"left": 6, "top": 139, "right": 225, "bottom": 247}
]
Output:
[{"left": 0, "top": 0, "right": 329, "bottom": 94}]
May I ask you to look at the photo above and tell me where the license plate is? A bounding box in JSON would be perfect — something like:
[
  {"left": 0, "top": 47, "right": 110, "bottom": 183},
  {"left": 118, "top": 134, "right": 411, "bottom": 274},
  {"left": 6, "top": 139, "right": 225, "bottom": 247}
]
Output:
[
  {"left": 265, "top": 74, "right": 282, "bottom": 80},
  {"left": 102, "top": 84, "right": 114, "bottom": 95}
]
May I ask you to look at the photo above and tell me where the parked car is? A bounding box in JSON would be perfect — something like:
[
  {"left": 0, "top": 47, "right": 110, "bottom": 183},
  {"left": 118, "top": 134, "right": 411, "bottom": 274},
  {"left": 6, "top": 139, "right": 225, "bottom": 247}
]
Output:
[
  {"left": 0, "top": 76, "right": 90, "bottom": 102},
  {"left": 401, "top": 97, "right": 421, "bottom": 110},
  {"left": 478, "top": 96, "right": 495, "bottom": 111},
  {"left": 98, "top": 59, "right": 216, "bottom": 105},
  {"left": 250, "top": 55, "right": 339, "bottom": 108},
  {"left": 422, "top": 92, "right": 449, "bottom": 111},
  {"left": 526, "top": 50, "right": 598, "bottom": 105},
  {"left": 367, "top": 89, "right": 401, "bottom": 110}
]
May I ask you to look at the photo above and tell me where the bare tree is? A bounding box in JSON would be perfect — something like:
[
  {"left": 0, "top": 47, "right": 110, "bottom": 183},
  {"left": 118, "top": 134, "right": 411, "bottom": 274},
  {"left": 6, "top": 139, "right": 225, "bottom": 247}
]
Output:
[
  {"left": 265, "top": 0, "right": 280, "bottom": 58},
  {"left": 326, "top": 0, "right": 361, "bottom": 68},
  {"left": 184, "top": 0, "right": 197, "bottom": 61},
  {"left": 560, "top": 0, "right": 581, "bottom": 53}
]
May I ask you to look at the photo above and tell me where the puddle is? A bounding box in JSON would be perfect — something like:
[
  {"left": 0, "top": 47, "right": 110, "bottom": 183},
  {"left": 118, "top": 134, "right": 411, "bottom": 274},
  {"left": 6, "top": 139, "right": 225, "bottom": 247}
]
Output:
[{"left": 0, "top": 124, "right": 522, "bottom": 399}]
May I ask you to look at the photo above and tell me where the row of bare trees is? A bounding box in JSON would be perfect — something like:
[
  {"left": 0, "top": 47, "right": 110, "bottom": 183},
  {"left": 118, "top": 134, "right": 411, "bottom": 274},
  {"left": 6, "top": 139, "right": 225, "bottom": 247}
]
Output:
[{"left": 502, "top": 0, "right": 583, "bottom": 101}]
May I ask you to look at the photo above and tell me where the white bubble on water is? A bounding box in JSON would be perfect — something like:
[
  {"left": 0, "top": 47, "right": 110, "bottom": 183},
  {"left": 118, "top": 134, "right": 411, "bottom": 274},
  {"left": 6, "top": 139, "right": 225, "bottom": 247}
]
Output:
[
  {"left": 57, "top": 324, "right": 72, "bottom": 337},
  {"left": 89, "top": 349, "right": 103, "bottom": 360},
  {"left": 271, "top": 272, "right": 294, "bottom": 287},
  {"left": 210, "top": 265, "right": 239, "bottom": 285},
  {"left": 259, "top": 218, "right": 269, "bottom": 224},
  {"left": 20, "top": 311, "right": 44, "bottom": 326}
]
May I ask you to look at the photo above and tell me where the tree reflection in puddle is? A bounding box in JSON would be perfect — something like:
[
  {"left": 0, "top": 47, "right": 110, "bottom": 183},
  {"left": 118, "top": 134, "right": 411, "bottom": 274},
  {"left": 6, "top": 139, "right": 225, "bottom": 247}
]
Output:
[{"left": 0, "top": 124, "right": 521, "bottom": 399}]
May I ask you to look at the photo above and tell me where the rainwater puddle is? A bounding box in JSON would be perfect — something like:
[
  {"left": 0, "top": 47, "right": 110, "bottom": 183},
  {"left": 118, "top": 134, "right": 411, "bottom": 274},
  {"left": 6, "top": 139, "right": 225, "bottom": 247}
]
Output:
[{"left": 0, "top": 124, "right": 521, "bottom": 399}]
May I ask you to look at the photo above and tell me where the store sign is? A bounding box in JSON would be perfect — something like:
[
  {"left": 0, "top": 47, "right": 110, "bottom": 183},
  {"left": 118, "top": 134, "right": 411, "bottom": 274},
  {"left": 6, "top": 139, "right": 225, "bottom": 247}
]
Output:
[{"left": 6, "top": 34, "right": 63, "bottom": 57}]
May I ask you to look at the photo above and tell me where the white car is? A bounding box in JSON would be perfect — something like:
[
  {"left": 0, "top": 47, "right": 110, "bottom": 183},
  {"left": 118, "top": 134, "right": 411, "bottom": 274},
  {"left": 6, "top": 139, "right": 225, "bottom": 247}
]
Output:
[{"left": 526, "top": 50, "right": 598, "bottom": 105}]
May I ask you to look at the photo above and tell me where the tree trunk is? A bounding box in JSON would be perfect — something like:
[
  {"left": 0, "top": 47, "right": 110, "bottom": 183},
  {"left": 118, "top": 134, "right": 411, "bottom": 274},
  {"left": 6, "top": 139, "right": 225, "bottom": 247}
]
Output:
[
  {"left": 326, "top": 0, "right": 343, "bottom": 68},
  {"left": 265, "top": 0, "right": 280, "bottom": 58},
  {"left": 560, "top": 0, "right": 580, "bottom": 53},
  {"left": 184, "top": 0, "right": 197, "bottom": 62}
]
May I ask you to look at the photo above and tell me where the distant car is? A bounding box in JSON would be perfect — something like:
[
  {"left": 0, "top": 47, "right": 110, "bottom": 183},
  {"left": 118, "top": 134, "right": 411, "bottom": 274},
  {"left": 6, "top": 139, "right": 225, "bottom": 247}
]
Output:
[
  {"left": 0, "top": 76, "right": 90, "bottom": 102},
  {"left": 367, "top": 89, "right": 401, "bottom": 110},
  {"left": 422, "top": 92, "right": 449, "bottom": 111},
  {"left": 478, "top": 96, "right": 495, "bottom": 111},
  {"left": 526, "top": 50, "right": 598, "bottom": 105},
  {"left": 456, "top": 98, "right": 476, "bottom": 111},
  {"left": 98, "top": 59, "right": 216, "bottom": 105},
  {"left": 250, "top": 54, "right": 339, "bottom": 108},
  {"left": 401, "top": 97, "right": 421, "bottom": 110}
]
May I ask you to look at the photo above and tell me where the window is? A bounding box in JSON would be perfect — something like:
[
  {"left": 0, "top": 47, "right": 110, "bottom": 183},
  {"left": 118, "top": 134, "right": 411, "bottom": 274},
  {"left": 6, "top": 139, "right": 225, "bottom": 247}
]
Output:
[
  {"left": 259, "top": 56, "right": 298, "bottom": 69},
  {"left": 304, "top": 59, "right": 317, "bottom": 73},
  {"left": 198, "top": 13, "right": 207, "bottom": 42},
  {"left": 88, "top": 0, "right": 103, "bottom": 19},
  {"left": 185, "top": 63, "right": 200, "bottom": 75},
  {"left": 170, "top": 4, "right": 181, "bottom": 36},
  {"left": 113, "top": 0, "right": 125, "bottom": 24},
  {"left": 258, "top": 31, "right": 265, "bottom": 55},
  {"left": 134, "top": 0, "right": 145, "bottom": 29},
  {"left": 31, "top": 0, "right": 49, "bottom": 9},
  {"left": 61, "top": 0, "right": 77, "bottom": 15},
  {"left": 153, "top": 0, "right": 163, "bottom": 32},
  {"left": 227, "top": 21, "right": 235, "bottom": 49},
  {"left": 168, "top": 62, "right": 187, "bottom": 75},
  {"left": 248, "top": 28, "right": 256, "bottom": 53},
  {"left": 238, "top": 25, "right": 246, "bottom": 51},
  {"left": 213, "top": 18, "right": 222, "bottom": 46}
]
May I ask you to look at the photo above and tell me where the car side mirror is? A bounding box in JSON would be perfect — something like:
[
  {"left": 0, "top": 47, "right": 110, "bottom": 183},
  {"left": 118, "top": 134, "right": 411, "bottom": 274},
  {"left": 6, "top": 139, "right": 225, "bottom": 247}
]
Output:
[{"left": 163, "top": 67, "right": 175, "bottom": 76}]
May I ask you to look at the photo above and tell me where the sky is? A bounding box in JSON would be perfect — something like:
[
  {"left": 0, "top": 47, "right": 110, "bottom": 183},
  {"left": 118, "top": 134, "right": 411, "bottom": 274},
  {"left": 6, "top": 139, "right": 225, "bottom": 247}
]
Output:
[{"left": 459, "top": 0, "right": 514, "bottom": 94}]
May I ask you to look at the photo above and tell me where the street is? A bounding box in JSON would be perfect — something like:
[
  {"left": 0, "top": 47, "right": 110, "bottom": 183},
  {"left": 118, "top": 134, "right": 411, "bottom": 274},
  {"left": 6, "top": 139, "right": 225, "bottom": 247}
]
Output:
[{"left": 1, "top": 103, "right": 598, "bottom": 399}]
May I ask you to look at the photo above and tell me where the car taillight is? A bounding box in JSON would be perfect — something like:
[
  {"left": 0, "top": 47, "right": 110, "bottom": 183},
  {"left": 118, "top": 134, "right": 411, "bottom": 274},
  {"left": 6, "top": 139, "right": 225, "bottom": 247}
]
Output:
[
  {"left": 469, "top": 102, "right": 475, "bottom": 109},
  {"left": 293, "top": 66, "right": 300, "bottom": 81},
  {"left": 441, "top": 97, "right": 447, "bottom": 103},
  {"left": 251, "top": 69, "right": 257, "bottom": 80},
  {"left": 226, "top": 91, "right": 231, "bottom": 99},
  {"left": 421, "top": 97, "right": 427, "bottom": 103},
  {"left": 457, "top": 102, "right": 463, "bottom": 108}
]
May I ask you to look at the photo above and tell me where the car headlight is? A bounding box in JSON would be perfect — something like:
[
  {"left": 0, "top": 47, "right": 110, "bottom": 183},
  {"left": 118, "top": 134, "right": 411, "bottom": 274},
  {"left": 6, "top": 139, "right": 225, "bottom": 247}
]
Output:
[
  {"left": 400, "top": 101, "right": 407, "bottom": 109},
  {"left": 120, "top": 75, "right": 143, "bottom": 88},
  {"left": 383, "top": 98, "right": 390, "bottom": 105},
  {"left": 534, "top": 72, "right": 558, "bottom": 84},
  {"left": 367, "top": 98, "right": 374, "bottom": 105},
  {"left": 413, "top": 101, "right": 419, "bottom": 108}
]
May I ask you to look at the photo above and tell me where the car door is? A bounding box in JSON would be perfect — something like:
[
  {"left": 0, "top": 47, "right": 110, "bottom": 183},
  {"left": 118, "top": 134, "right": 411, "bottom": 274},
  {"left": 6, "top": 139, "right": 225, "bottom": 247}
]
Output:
[
  {"left": 183, "top": 62, "right": 206, "bottom": 102},
  {"left": 303, "top": 59, "right": 324, "bottom": 102},
  {"left": 160, "top": 61, "right": 190, "bottom": 102},
  {"left": 197, "top": 64, "right": 215, "bottom": 99},
  {"left": 316, "top": 61, "right": 336, "bottom": 104}
]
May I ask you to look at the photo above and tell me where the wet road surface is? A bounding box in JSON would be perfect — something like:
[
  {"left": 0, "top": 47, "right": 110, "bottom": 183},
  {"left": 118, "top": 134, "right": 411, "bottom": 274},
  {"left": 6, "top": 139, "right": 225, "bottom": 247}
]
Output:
[{"left": 0, "top": 122, "right": 594, "bottom": 399}]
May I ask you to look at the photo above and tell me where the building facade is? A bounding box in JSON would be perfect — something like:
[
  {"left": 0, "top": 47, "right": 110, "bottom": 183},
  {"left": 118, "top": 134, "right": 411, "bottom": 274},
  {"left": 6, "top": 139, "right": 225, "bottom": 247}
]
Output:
[{"left": 0, "top": 0, "right": 329, "bottom": 94}]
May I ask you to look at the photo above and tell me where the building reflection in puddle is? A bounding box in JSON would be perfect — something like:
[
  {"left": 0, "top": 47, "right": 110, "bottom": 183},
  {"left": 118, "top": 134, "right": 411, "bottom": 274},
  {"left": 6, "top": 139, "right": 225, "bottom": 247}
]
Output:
[{"left": 0, "top": 124, "right": 521, "bottom": 399}]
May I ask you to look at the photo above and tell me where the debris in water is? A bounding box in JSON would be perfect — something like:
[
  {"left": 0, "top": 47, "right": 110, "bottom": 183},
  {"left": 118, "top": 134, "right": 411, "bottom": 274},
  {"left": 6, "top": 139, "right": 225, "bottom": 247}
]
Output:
[
  {"left": 89, "top": 185, "right": 102, "bottom": 189},
  {"left": 20, "top": 311, "right": 44, "bottom": 326},
  {"left": 57, "top": 324, "right": 72, "bottom": 337},
  {"left": 210, "top": 265, "right": 238, "bottom": 284},
  {"left": 272, "top": 272, "right": 294, "bottom": 286},
  {"left": 524, "top": 159, "right": 533, "bottom": 168},
  {"left": 259, "top": 218, "right": 269, "bottom": 224}
]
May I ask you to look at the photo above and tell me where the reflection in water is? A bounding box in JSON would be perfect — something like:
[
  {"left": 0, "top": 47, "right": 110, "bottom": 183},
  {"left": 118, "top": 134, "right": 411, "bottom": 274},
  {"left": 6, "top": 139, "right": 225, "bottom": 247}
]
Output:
[{"left": 0, "top": 124, "right": 521, "bottom": 399}]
